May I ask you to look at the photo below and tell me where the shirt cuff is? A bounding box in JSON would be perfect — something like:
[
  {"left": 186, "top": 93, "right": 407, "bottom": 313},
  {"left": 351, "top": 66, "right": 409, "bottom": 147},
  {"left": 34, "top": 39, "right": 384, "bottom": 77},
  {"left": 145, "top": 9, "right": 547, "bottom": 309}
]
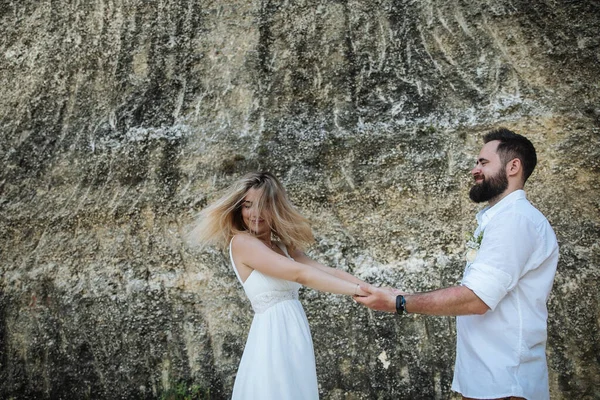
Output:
[{"left": 461, "top": 263, "right": 512, "bottom": 311}]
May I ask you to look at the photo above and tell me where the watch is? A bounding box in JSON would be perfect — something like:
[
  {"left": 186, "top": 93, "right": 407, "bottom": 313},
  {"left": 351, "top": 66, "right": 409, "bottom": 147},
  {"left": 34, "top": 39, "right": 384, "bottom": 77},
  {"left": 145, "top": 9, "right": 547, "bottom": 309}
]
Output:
[{"left": 396, "top": 295, "right": 406, "bottom": 314}]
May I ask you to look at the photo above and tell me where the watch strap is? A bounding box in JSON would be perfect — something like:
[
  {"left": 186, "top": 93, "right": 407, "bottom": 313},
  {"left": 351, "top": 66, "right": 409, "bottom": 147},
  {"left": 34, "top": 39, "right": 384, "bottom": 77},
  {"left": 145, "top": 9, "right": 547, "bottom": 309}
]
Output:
[{"left": 396, "top": 295, "right": 406, "bottom": 314}]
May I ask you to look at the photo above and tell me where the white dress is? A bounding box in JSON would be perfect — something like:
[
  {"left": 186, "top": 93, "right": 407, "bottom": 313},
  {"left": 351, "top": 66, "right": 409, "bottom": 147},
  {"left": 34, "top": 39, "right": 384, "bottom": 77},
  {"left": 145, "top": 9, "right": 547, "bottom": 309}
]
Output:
[{"left": 230, "top": 239, "right": 319, "bottom": 400}]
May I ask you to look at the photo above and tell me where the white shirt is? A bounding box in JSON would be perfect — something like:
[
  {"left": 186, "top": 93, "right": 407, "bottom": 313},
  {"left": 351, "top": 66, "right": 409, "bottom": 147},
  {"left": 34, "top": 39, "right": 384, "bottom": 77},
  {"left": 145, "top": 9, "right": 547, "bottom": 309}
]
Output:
[{"left": 452, "top": 190, "right": 559, "bottom": 399}]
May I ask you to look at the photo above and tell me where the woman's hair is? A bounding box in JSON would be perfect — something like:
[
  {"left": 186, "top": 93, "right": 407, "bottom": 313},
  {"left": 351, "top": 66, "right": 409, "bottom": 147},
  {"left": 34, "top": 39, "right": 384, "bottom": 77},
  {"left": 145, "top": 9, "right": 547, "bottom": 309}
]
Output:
[{"left": 187, "top": 172, "right": 315, "bottom": 251}]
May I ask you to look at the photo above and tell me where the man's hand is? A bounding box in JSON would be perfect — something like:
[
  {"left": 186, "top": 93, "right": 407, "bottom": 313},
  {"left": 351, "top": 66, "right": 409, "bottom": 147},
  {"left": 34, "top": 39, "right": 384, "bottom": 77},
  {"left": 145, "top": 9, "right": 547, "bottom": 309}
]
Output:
[
  {"left": 380, "top": 286, "right": 405, "bottom": 296},
  {"left": 354, "top": 285, "right": 403, "bottom": 313}
]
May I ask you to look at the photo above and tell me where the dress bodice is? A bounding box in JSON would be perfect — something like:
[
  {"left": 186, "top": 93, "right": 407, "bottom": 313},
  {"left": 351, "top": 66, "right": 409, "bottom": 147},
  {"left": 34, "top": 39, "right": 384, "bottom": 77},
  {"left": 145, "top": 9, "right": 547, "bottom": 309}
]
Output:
[{"left": 229, "top": 238, "right": 302, "bottom": 313}]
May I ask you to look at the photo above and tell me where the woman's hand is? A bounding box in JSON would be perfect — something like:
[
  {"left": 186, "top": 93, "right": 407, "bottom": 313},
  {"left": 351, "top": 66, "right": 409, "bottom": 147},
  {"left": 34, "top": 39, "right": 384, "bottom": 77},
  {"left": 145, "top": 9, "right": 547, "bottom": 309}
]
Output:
[
  {"left": 353, "top": 285, "right": 398, "bottom": 312},
  {"left": 354, "top": 283, "right": 377, "bottom": 297}
]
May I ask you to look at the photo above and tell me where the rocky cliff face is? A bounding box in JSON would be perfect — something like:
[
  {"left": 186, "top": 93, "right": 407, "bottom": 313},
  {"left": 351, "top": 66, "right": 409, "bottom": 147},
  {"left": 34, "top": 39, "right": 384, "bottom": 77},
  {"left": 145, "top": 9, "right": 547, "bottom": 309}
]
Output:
[{"left": 1, "top": 1, "right": 598, "bottom": 399}]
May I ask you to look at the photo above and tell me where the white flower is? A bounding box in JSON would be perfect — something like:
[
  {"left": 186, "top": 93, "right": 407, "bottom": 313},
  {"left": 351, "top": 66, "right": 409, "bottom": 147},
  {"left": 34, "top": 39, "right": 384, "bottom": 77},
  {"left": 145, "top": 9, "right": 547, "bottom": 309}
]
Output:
[
  {"left": 465, "top": 230, "right": 484, "bottom": 264},
  {"left": 466, "top": 248, "right": 478, "bottom": 263}
]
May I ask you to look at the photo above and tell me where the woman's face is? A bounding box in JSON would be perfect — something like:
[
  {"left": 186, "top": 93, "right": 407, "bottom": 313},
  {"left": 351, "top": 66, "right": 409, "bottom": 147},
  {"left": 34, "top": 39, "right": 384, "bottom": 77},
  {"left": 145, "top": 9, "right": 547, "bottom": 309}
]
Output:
[{"left": 241, "top": 187, "right": 271, "bottom": 237}]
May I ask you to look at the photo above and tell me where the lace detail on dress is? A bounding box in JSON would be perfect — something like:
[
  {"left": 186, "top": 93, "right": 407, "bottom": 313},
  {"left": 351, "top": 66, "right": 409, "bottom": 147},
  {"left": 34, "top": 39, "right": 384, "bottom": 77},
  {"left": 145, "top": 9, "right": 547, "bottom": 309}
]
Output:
[{"left": 251, "top": 290, "right": 299, "bottom": 314}]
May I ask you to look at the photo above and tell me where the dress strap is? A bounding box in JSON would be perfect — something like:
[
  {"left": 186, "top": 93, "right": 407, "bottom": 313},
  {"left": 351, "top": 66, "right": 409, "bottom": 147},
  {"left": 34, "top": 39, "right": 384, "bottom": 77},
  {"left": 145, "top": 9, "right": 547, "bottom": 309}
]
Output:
[
  {"left": 274, "top": 241, "right": 294, "bottom": 260},
  {"left": 229, "top": 236, "right": 245, "bottom": 285}
]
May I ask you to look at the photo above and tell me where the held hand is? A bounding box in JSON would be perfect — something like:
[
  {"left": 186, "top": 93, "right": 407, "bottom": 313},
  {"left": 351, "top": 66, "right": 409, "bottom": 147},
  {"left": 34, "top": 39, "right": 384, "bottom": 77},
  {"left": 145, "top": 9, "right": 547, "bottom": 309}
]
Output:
[
  {"left": 353, "top": 285, "right": 397, "bottom": 313},
  {"left": 354, "top": 283, "right": 376, "bottom": 297},
  {"left": 381, "top": 286, "right": 406, "bottom": 296}
]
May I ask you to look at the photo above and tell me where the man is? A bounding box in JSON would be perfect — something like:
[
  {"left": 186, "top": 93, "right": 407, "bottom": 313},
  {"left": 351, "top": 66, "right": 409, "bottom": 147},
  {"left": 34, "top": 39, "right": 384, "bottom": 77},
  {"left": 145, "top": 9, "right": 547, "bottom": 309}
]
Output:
[{"left": 355, "top": 128, "right": 559, "bottom": 400}]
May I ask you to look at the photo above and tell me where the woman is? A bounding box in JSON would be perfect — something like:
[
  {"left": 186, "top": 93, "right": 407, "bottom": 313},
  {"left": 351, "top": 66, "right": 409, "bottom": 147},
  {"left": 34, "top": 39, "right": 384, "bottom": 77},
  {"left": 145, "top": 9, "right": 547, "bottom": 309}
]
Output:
[{"left": 189, "top": 171, "right": 371, "bottom": 399}]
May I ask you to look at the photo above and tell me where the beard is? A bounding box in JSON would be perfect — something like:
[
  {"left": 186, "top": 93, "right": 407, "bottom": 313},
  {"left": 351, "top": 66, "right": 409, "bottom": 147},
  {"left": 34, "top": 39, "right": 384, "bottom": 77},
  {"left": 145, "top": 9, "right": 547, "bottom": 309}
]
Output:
[{"left": 469, "top": 168, "right": 509, "bottom": 203}]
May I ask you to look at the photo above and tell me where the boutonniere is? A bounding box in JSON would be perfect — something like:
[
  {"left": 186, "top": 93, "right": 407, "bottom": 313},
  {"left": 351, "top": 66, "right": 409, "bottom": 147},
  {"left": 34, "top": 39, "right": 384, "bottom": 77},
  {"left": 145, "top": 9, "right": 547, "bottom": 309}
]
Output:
[{"left": 465, "top": 230, "right": 484, "bottom": 263}]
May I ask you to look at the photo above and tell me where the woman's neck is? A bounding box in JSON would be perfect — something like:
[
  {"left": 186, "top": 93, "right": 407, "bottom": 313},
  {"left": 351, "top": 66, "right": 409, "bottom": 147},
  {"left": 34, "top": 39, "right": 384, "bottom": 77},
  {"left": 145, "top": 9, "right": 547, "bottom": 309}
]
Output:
[{"left": 255, "top": 232, "right": 272, "bottom": 247}]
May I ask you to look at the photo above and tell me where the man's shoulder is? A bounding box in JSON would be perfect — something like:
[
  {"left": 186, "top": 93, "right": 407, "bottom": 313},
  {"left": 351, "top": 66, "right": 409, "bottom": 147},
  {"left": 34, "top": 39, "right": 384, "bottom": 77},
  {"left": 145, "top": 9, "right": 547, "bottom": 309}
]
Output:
[
  {"left": 515, "top": 197, "right": 549, "bottom": 220},
  {"left": 491, "top": 197, "right": 555, "bottom": 235}
]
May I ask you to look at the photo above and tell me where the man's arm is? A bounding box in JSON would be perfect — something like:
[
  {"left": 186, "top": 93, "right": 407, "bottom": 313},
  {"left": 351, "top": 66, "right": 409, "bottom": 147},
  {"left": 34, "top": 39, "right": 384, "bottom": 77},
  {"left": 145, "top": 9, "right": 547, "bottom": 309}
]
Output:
[{"left": 354, "top": 285, "right": 489, "bottom": 316}]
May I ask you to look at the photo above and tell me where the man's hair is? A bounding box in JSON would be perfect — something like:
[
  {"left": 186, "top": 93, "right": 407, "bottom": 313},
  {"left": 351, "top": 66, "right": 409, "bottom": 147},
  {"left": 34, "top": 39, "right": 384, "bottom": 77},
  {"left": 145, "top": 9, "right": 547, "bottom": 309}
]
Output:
[{"left": 483, "top": 128, "right": 537, "bottom": 183}]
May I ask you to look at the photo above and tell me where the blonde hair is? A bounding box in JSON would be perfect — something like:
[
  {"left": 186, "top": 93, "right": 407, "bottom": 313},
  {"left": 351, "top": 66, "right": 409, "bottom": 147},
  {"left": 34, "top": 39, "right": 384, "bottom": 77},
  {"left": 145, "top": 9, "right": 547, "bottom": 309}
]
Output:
[{"left": 187, "top": 172, "right": 315, "bottom": 251}]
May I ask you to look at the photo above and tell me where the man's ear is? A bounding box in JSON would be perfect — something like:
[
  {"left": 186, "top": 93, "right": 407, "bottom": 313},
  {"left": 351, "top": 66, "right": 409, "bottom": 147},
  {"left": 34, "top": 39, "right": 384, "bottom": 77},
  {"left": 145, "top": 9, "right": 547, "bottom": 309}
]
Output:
[{"left": 506, "top": 158, "right": 522, "bottom": 178}]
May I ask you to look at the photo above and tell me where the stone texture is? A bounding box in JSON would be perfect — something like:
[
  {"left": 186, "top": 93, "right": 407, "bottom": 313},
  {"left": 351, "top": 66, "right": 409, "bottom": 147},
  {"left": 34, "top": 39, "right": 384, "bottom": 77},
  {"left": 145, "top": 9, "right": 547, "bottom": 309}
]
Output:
[{"left": 0, "top": 0, "right": 598, "bottom": 399}]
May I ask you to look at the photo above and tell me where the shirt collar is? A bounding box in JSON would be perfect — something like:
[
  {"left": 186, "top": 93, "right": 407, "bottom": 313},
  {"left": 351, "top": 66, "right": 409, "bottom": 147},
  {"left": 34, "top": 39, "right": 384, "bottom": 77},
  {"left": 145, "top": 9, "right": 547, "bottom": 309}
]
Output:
[{"left": 476, "top": 189, "right": 527, "bottom": 230}]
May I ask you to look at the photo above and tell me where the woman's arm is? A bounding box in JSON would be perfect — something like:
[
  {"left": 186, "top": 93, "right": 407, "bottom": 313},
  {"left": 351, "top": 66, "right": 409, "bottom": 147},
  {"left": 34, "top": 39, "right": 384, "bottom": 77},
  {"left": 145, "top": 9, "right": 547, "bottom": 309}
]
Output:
[
  {"left": 290, "top": 249, "right": 367, "bottom": 286},
  {"left": 232, "top": 234, "right": 371, "bottom": 296}
]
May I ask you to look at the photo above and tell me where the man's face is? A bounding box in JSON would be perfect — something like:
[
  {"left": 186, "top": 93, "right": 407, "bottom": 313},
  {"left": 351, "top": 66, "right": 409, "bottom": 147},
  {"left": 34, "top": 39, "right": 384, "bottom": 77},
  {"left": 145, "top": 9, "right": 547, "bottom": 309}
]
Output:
[{"left": 469, "top": 140, "right": 509, "bottom": 203}]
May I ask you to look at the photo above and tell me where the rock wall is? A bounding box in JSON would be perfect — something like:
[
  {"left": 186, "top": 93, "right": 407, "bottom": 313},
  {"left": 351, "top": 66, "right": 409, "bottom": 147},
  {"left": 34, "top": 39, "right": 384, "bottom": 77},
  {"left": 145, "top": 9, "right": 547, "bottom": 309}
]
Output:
[{"left": 0, "top": 1, "right": 598, "bottom": 399}]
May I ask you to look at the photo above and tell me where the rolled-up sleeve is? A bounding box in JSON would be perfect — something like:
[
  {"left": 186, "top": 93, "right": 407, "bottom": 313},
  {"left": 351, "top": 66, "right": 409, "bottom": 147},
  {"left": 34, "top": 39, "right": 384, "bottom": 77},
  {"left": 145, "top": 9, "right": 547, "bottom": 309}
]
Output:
[
  {"left": 462, "top": 263, "right": 512, "bottom": 310},
  {"left": 461, "top": 212, "right": 538, "bottom": 311}
]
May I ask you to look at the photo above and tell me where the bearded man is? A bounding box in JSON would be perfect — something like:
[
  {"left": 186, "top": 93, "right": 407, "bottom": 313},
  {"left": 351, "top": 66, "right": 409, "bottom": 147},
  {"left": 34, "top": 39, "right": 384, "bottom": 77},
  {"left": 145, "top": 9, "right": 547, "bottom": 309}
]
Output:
[{"left": 356, "top": 128, "right": 559, "bottom": 400}]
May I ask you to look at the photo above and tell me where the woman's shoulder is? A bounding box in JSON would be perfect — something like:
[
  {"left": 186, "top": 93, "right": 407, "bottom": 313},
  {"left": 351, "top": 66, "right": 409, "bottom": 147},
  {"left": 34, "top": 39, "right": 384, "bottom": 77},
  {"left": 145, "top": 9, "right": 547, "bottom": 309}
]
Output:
[{"left": 230, "top": 232, "right": 260, "bottom": 250}]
